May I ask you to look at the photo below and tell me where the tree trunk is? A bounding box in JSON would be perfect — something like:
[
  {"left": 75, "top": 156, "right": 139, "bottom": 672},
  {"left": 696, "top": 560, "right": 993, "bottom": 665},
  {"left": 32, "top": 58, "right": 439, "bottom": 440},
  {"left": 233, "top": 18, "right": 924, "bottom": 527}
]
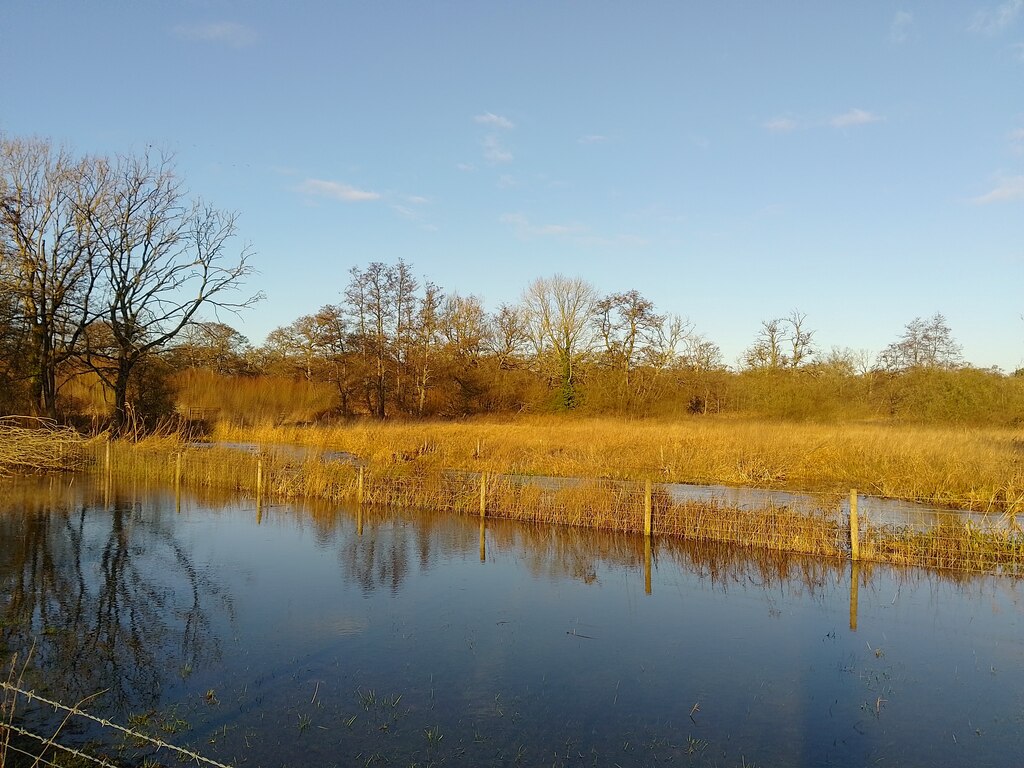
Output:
[{"left": 111, "top": 359, "right": 133, "bottom": 436}]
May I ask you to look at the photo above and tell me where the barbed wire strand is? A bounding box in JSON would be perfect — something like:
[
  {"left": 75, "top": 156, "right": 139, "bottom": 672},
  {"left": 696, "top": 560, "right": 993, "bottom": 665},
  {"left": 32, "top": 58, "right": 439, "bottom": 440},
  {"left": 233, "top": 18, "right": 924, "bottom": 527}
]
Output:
[{"left": 1, "top": 682, "right": 234, "bottom": 768}]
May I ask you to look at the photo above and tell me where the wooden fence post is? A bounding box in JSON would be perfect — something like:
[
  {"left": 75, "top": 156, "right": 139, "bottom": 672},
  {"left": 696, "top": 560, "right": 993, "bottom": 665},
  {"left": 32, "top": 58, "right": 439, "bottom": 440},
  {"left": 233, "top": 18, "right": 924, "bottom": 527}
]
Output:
[
  {"left": 849, "top": 488, "right": 860, "bottom": 561},
  {"left": 256, "top": 457, "right": 264, "bottom": 515},
  {"left": 357, "top": 465, "right": 365, "bottom": 505},
  {"left": 480, "top": 472, "right": 488, "bottom": 518},
  {"left": 644, "top": 479, "right": 653, "bottom": 537}
]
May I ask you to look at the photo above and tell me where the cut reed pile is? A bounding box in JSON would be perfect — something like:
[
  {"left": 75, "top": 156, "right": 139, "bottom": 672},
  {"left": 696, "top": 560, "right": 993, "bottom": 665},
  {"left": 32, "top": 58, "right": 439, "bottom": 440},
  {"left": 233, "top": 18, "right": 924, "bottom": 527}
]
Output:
[
  {"left": 212, "top": 417, "right": 1024, "bottom": 514},
  {"left": 0, "top": 417, "right": 92, "bottom": 476}
]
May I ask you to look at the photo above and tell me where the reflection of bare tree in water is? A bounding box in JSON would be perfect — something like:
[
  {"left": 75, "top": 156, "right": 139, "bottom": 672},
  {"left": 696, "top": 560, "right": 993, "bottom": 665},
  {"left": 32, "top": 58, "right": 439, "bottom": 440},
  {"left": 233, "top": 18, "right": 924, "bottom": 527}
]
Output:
[
  {"left": 338, "top": 518, "right": 411, "bottom": 594},
  {"left": 0, "top": 479, "right": 227, "bottom": 717},
  {"left": 332, "top": 507, "right": 853, "bottom": 596}
]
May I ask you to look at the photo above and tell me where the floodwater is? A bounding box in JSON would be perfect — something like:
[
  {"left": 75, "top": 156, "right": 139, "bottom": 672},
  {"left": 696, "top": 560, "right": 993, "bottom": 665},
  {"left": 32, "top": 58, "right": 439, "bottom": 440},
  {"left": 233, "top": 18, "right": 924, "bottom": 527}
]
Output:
[{"left": 1, "top": 477, "right": 1023, "bottom": 767}]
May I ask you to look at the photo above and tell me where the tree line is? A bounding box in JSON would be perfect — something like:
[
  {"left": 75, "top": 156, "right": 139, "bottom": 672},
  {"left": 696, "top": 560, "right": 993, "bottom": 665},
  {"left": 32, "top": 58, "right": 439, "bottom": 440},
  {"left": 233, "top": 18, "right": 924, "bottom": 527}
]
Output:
[
  {"left": 2, "top": 133, "right": 1018, "bottom": 429},
  {"left": 175, "top": 266, "right": 1013, "bottom": 425}
]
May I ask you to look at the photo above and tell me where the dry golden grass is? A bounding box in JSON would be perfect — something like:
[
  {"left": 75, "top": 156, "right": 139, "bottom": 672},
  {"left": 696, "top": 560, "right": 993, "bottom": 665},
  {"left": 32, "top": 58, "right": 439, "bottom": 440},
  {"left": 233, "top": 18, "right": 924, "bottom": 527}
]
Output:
[
  {"left": 212, "top": 416, "right": 1024, "bottom": 513},
  {"left": 175, "top": 369, "right": 337, "bottom": 425}
]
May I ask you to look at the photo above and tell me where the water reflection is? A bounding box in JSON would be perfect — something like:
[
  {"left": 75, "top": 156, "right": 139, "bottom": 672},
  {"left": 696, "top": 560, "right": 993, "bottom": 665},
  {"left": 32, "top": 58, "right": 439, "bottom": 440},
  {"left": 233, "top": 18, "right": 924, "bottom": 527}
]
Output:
[
  {"left": 0, "top": 478, "right": 227, "bottom": 729},
  {"left": 1, "top": 477, "right": 1022, "bottom": 768}
]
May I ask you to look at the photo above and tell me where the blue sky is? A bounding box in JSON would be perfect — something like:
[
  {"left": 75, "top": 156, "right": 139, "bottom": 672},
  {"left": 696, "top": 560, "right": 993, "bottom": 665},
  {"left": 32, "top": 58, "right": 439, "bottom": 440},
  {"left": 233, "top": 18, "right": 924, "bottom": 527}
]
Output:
[{"left": 2, "top": 2, "right": 1022, "bottom": 370}]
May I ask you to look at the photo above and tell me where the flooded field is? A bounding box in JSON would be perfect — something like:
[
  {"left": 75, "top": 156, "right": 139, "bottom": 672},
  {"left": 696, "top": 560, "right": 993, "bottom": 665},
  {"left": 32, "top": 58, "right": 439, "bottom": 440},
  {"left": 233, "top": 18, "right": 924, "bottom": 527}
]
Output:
[{"left": 1, "top": 476, "right": 1023, "bottom": 767}]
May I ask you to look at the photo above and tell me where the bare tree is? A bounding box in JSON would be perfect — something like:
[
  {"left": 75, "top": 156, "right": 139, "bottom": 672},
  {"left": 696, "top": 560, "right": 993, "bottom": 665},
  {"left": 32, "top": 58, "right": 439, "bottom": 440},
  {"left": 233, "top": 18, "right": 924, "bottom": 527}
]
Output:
[
  {"left": 342, "top": 259, "right": 422, "bottom": 418},
  {"left": 876, "top": 313, "right": 962, "bottom": 371},
  {"left": 0, "top": 136, "right": 101, "bottom": 416},
  {"left": 411, "top": 281, "right": 443, "bottom": 416},
  {"left": 84, "top": 151, "right": 261, "bottom": 433},
  {"left": 743, "top": 318, "right": 788, "bottom": 370},
  {"left": 593, "top": 290, "right": 663, "bottom": 385},
  {"left": 522, "top": 275, "right": 596, "bottom": 409},
  {"left": 487, "top": 302, "right": 530, "bottom": 370},
  {"left": 785, "top": 310, "right": 815, "bottom": 367},
  {"left": 173, "top": 321, "right": 250, "bottom": 374},
  {"left": 265, "top": 304, "right": 357, "bottom": 415},
  {"left": 743, "top": 311, "right": 815, "bottom": 370}
]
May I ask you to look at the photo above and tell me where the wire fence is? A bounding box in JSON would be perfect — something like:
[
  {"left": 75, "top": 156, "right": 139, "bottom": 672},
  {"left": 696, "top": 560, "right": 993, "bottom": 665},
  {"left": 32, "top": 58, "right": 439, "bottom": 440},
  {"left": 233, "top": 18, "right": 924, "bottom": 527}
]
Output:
[
  {"left": 0, "top": 682, "right": 233, "bottom": 768},
  {"left": 87, "top": 441, "right": 1024, "bottom": 577}
]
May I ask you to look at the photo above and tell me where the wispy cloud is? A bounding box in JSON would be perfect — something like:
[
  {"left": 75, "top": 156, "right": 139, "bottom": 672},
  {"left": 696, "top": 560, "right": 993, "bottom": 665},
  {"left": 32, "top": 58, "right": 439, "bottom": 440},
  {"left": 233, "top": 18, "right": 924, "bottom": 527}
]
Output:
[
  {"left": 296, "top": 179, "right": 381, "bottom": 202},
  {"left": 830, "top": 108, "right": 884, "bottom": 128},
  {"left": 973, "top": 175, "right": 1024, "bottom": 204},
  {"left": 391, "top": 195, "right": 430, "bottom": 218},
  {"left": 970, "top": 0, "right": 1023, "bottom": 33},
  {"left": 172, "top": 21, "right": 258, "bottom": 47},
  {"left": 890, "top": 11, "right": 913, "bottom": 42},
  {"left": 578, "top": 134, "right": 610, "bottom": 145},
  {"left": 483, "top": 135, "right": 513, "bottom": 164},
  {"left": 500, "top": 213, "right": 585, "bottom": 238},
  {"left": 574, "top": 233, "right": 650, "bottom": 248},
  {"left": 1013, "top": 42, "right": 1024, "bottom": 60},
  {"left": 474, "top": 112, "right": 515, "bottom": 130},
  {"left": 764, "top": 116, "right": 799, "bottom": 133},
  {"left": 456, "top": 162, "right": 476, "bottom": 172},
  {"left": 1009, "top": 128, "right": 1024, "bottom": 153}
]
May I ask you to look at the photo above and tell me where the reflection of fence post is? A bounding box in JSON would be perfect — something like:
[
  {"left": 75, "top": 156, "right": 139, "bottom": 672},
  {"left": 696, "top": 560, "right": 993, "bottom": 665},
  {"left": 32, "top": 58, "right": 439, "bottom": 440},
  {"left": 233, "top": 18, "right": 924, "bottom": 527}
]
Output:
[
  {"left": 357, "top": 466, "right": 365, "bottom": 505},
  {"left": 849, "top": 489, "right": 860, "bottom": 561},
  {"left": 850, "top": 561, "right": 860, "bottom": 632},
  {"left": 480, "top": 472, "right": 488, "bottom": 518},
  {"left": 644, "top": 535, "right": 652, "bottom": 595},
  {"left": 104, "top": 438, "right": 112, "bottom": 508},
  {"left": 480, "top": 518, "right": 486, "bottom": 562},
  {"left": 175, "top": 452, "right": 182, "bottom": 512},
  {"left": 644, "top": 480, "right": 653, "bottom": 537}
]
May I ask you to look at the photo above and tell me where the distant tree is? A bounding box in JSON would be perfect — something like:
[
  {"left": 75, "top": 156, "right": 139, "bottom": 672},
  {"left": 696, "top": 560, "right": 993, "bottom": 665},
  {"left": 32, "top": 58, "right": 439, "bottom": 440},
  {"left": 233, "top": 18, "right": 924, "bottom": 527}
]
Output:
[
  {"left": 172, "top": 322, "right": 251, "bottom": 374},
  {"left": 487, "top": 302, "right": 530, "bottom": 370},
  {"left": 265, "top": 304, "right": 357, "bottom": 415},
  {"left": 342, "top": 259, "right": 422, "bottom": 418},
  {"left": 522, "top": 275, "right": 597, "bottom": 410},
  {"left": 743, "top": 311, "right": 816, "bottom": 370},
  {"left": 411, "top": 281, "right": 444, "bottom": 416},
  {"left": 593, "top": 290, "right": 663, "bottom": 383},
  {"left": 680, "top": 334, "right": 723, "bottom": 371},
  {"left": 876, "top": 313, "right": 962, "bottom": 371},
  {"left": 744, "top": 318, "right": 788, "bottom": 370}
]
